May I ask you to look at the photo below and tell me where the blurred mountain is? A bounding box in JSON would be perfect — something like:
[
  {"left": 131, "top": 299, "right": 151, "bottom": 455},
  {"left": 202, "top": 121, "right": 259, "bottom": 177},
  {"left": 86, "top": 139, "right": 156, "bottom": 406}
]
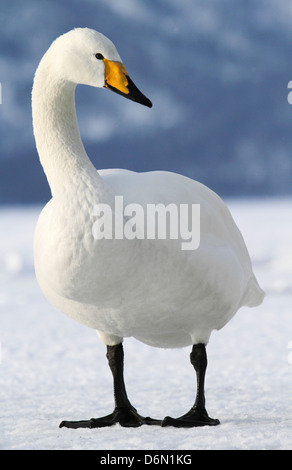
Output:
[{"left": 1, "top": 0, "right": 292, "bottom": 203}]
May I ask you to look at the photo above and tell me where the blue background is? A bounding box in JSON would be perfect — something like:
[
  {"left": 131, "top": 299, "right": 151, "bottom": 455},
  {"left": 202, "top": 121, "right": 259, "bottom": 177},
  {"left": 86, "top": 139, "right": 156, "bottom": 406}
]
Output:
[{"left": 1, "top": 0, "right": 292, "bottom": 203}]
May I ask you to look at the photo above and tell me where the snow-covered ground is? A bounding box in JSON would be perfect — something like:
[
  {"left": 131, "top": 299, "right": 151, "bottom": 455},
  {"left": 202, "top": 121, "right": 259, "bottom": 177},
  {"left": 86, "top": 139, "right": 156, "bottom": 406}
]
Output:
[{"left": 1, "top": 199, "right": 292, "bottom": 450}]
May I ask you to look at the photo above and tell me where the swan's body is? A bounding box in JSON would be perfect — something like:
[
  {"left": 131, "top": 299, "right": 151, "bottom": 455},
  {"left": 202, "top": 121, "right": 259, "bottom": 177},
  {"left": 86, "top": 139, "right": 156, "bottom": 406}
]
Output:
[
  {"left": 32, "top": 28, "right": 264, "bottom": 428},
  {"left": 35, "top": 169, "right": 263, "bottom": 348}
]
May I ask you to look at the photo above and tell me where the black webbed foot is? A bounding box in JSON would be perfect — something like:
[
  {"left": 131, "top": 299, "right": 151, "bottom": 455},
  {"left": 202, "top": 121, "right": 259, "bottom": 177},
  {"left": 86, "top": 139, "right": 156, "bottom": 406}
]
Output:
[
  {"left": 162, "top": 408, "right": 220, "bottom": 428},
  {"left": 60, "top": 406, "right": 161, "bottom": 429}
]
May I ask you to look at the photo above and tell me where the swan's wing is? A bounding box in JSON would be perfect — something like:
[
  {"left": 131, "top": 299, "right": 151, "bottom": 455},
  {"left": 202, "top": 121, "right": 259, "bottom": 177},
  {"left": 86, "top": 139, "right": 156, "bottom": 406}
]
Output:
[{"left": 97, "top": 168, "right": 136, "bottom": 177}]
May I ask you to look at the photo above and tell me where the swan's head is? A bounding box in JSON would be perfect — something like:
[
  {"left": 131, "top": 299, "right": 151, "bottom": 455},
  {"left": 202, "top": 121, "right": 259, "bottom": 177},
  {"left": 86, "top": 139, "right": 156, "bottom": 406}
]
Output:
[{"left": 42, "top": 27, "right": 152, "bottom": 108}]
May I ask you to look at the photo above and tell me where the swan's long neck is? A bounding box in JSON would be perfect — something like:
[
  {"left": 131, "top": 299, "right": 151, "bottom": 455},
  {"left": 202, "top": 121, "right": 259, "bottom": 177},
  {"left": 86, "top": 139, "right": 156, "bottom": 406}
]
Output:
[{"left": 32, "top": 63, "right": 101, "bottom": 197}]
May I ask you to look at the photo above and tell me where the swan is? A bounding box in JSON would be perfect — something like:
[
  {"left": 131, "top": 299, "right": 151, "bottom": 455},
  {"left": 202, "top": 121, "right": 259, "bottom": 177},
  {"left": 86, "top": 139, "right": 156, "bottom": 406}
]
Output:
[{"left": 32, "top": 27, "right": 265, "bottom": 428}]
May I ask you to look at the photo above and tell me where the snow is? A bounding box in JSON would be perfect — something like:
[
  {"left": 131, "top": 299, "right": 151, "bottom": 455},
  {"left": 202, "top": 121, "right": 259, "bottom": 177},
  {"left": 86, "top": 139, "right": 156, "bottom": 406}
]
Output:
[{"left": 1, "top": 199, "right": 292, "bottom": 450}]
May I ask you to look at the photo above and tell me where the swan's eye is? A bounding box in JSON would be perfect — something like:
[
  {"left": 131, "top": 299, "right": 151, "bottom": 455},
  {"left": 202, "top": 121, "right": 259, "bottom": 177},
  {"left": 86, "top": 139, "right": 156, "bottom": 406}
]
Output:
[{"left": 95, "top": 53, "right": 104, "bottom": 60}]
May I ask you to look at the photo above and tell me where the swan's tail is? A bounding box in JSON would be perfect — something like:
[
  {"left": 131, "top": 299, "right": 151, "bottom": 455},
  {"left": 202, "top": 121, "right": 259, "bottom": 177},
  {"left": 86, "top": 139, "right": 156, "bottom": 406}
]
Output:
[{"left": 242, "top": 274, "right": 265, "bottom": 308}]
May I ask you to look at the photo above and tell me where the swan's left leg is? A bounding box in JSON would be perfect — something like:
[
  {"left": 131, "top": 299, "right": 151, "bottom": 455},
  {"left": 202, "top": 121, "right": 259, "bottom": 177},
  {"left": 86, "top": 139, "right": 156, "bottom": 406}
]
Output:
[
  {"left": 60, "top": 343, "right": 161, "bottom": 428},
  {"left": 162, "top": 343, "right": 220, "bottom": 427}
]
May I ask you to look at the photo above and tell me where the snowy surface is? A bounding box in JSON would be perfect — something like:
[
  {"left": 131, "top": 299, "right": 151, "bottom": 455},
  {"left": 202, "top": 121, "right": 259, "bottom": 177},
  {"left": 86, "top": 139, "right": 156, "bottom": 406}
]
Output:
[{"left": 1, "top": 199, "right": 292, "bottom": 450}]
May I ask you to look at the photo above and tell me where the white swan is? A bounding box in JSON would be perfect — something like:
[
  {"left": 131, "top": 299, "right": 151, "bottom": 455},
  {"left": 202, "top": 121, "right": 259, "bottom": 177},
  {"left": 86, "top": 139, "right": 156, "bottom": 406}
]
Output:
[{"left": 32, "top": 28, "right": 264, "bottom": 428}]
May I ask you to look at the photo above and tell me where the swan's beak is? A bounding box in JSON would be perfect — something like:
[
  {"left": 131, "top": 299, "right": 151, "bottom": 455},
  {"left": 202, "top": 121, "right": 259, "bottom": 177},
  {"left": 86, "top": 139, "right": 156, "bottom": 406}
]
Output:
[{"left": 103, "top": 59, "right": 152, "bottom": 108}]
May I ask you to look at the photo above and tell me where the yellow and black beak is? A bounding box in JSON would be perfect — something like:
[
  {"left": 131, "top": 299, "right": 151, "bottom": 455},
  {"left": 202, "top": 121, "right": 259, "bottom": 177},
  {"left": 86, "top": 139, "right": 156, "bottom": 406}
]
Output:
[{"left": 103, "top": 58, "right": 152, "bottom": 108}]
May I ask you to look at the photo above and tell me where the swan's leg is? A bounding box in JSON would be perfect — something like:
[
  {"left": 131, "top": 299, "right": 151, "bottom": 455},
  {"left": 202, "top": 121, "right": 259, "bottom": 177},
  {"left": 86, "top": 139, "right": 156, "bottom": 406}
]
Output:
[
  {"left": 60, "top": 343, "right": 161, "bottom": 428},
  {"left": 162, "top": 343, "right": 220, "bottom": 427}
]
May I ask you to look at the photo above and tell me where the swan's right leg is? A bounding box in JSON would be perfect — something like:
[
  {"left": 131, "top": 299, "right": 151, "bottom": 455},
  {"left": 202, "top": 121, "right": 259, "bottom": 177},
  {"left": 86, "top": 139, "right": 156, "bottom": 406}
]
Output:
[{"left": 59, "top": 343, "right": 162, "bottom": 428}]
